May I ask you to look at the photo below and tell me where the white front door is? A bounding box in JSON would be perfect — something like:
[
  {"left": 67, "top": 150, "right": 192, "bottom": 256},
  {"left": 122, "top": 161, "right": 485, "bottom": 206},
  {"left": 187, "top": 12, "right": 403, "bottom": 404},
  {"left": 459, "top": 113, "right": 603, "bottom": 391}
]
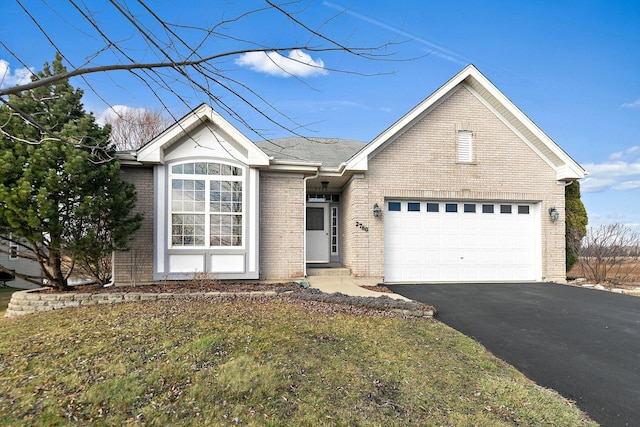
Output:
[{"left": 306, "top": 204, "right": 330, "bottom": 263}]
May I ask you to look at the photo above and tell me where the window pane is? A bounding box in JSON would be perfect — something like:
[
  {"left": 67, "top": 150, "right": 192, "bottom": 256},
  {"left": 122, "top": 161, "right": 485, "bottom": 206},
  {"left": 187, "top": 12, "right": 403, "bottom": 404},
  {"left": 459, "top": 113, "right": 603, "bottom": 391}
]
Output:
[
  {"left": 518, "top": 205, "right": 530, "bottom": 214},
  {"left": 172, "top": 164, "right": 183, "bottom": 174},
  {"left": 446, "top": 203, "right": 458, "bottom": 213},
  {"left": 307, "top": 207, "right": 325, "bottom": 230},
  {"left": 500, "top": 205, "right": 512, "bottom": 214},
  {"left": 426, "top": 203, "right": 439, "bottom": 212},
  {"left": 172, "top": 214, "right": 205, "bottom": 246},
  {"left": 208, "top": 163, "right": 220, "bottom": 175},
  {"left": 464, "top": 204, "right": 476, "bottom": 213},
  {"left": 195, "top": 162, "right": 207, "bottom": 174},
  {"left": 482, "top": 204, "right": 494, "bottom": 213},
  {"left": 183, "top": 163, "right": 194, "bottom": 174},
  {"left": 221, "top": 164, "right": 232, "bottom": 176},
  {"left": 388, "top": 202, "right": 401, "bottom": 211},
  {"left": 408, "top": 202, "right": 420, "bottom": 212}
]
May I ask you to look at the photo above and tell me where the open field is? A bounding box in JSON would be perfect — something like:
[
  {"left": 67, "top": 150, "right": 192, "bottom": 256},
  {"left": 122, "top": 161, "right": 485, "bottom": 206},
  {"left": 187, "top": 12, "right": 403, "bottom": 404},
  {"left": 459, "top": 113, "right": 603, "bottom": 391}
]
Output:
[
  {"left": 568, "top": 257, "right": 640, "bottom": 287},
  {"left": 0, "top": 297, "right": 595, "bottom": 426}
]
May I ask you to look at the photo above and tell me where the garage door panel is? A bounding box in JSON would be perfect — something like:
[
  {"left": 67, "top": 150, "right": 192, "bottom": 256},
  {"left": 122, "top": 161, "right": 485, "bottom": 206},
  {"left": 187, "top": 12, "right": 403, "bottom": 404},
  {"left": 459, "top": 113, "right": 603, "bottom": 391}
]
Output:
[{"left": 384, "top": 200, "right": 539, "bottom": 282}]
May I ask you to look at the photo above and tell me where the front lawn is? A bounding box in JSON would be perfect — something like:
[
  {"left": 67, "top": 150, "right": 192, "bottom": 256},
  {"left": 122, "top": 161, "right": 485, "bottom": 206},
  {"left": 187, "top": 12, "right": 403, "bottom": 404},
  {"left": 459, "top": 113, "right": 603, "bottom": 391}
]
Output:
[{"left": 0, "top": 297, "right": 596, "bottom": 426}]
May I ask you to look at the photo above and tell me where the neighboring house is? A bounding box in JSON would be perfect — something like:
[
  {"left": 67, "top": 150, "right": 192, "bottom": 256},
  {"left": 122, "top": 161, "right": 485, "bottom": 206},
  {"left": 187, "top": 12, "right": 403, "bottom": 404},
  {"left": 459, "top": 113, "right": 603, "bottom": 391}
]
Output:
[
  {"left": 0, "top": 235, "right": 43, "bottom": 289},
  {"left": 114, "top": 65, "right": 585, "bottom": 284}
]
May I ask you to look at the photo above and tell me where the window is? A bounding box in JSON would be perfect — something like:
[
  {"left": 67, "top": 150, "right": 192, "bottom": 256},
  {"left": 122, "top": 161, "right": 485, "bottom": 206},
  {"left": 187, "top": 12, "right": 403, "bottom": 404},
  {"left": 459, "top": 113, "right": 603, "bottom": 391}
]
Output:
[
  {"left": 306, "top": 207, "right": 324, "bottom": 231},
  {"left": 445, "top": 203, "right": 458, "bottom": 213},
  {"left": 518, "top": 205, "right": 530, "bottom": 214},
  {"left": 388, "top": 202, "right": 401, "bottom": 212},
  {"left": 9, "top": 240, "right": 18, "bottom": 260},
  {"left": 457, "top": 130, "right": 473, "bottom": 162},
  {"left": 500, "top": 205, "right": 512, "bottom": 214},
  {"left": 426, "top": 203, "right": 439, "bottom": 212},
  {"left": 171, "top": 162, "right": 243, "bottom": 247},
  {"left": 331, "top": 207, "right": 339, "bottom": 255},
  {"left": 408, "top": 202, "right": 421, "bottom": 212},
  {"left": 482, "top": 204, "right": 494, "bottom": 214},
  {"left": 464, "top": 203, "right": 476, "bottom": 213}
]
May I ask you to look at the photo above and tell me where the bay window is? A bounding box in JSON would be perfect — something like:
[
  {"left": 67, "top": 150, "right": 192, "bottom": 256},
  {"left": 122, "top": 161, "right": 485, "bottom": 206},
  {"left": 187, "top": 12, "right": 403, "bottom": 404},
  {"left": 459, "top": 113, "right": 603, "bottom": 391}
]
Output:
[{"left": 170, "top": 162, "right": 243, "bottom": 247}]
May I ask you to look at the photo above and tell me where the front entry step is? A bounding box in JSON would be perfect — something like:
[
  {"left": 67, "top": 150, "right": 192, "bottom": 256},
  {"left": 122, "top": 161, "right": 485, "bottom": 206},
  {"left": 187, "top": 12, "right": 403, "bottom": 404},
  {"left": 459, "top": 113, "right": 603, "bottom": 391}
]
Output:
[{"left": 306, "top": 267, "right": 351, "bottom": 277}]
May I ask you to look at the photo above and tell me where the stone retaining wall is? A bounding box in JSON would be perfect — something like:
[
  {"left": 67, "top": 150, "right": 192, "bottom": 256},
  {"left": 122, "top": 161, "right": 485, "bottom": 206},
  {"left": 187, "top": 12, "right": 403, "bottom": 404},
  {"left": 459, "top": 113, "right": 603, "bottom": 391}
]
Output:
[{"left": 5, "top": 288, "right": 277, "bottom": 318}]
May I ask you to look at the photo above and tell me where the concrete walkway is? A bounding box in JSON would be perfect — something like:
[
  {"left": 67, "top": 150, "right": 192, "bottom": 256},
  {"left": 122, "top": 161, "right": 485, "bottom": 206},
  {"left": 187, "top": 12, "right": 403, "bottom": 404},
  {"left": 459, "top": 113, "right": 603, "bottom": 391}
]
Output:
[{"left": 305, "top": 275, "right": 410, "bottom": 301}]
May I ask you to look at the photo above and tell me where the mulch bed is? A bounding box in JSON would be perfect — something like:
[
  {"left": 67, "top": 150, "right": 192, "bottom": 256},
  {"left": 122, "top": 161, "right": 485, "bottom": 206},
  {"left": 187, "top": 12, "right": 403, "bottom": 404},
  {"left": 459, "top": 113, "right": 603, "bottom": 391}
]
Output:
[{"left": 40, "top": 281, "right": 299, "bottom": 294}]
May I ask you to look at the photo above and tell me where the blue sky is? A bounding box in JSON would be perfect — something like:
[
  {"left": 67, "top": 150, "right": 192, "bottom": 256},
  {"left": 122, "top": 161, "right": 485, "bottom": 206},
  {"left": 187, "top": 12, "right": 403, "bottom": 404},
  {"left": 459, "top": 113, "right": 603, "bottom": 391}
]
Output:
[{"left": 1, "top": 0, "right": 639, "bottom": 229}]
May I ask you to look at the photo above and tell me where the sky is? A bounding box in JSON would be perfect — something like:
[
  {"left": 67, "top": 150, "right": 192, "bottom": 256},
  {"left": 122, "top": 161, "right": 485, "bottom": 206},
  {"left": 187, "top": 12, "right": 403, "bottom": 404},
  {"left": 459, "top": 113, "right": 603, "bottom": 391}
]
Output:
[{"left": 1, "top": 0, "right": 639, "bottom": 230}]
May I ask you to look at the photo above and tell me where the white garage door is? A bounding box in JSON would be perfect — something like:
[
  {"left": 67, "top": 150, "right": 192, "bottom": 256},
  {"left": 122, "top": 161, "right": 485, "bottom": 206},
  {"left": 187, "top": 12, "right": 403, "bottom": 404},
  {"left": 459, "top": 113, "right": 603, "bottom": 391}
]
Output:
[{"left": 384, "top": 201, "right": 540, "bottom": 282}]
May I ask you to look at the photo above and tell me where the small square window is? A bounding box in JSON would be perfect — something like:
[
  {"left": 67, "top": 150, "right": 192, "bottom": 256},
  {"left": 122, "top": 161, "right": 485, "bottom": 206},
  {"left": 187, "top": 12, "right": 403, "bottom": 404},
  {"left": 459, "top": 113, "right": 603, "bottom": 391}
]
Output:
[
  {"left": 482, "top": 204, "right": 494, "bottom": 214},
  {"left": 426, "top": 203, "right": 439, "bottom": 213},
  {"left": 388, "top": 202, "right": 401, "bottom": 212},
  {"left": 446, "top": 203, "right": 458, "bottom": 213},
  {"left": 518, "top": 205, "right": 530, "bottom": 214},
  {"left": 500, "top": 205, "right": 512, "bottom": 214},
  {"left": 464, "top": 204, "right": 476, "bottom": 213},
  {"left": 408, "top": 202, "right": 420, "bottom": 212}
]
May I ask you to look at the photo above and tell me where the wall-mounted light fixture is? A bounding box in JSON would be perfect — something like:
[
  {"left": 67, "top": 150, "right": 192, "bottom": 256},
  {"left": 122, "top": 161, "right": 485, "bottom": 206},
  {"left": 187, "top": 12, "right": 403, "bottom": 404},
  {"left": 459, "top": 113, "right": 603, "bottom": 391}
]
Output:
[
  {"left": 548, "top": 207, "right": 559, "bottom": 222},
  {"left": 321, "top": 181, "right": 329, "bottom": 191},
  {"left": 373, "top": 203, "right": 382, "bottom": 218}
]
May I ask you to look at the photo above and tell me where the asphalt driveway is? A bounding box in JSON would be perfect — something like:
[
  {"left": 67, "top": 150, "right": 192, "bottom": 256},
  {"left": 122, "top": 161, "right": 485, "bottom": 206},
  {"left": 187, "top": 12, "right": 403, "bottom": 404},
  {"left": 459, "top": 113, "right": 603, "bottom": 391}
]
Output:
[{"left": 387, "top": 283, "right": 640, "bottom": 427}]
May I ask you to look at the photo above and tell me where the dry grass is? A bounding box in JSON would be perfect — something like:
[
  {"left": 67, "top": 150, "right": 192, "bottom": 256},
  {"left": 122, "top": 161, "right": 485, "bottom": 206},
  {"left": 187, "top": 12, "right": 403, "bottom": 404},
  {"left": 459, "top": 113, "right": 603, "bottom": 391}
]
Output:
[
  {"left": 0, "top": 297, "right": 596, "bottom": 426},
  {"left": 569, "top": 257, "right": 640, "bottom": 287}
]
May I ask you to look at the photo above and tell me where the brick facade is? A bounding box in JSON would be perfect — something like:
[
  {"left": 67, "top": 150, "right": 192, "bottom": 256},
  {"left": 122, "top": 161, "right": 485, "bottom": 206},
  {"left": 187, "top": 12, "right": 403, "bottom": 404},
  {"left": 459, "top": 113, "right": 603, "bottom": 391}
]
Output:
[
  {"left": 341, "top": 86, "right": 566, "bottom": 282},
  {"left": 113, "top": 166, "right": 155, "bottom": 284},
  {"left": 259, "top": 172, "right": 305, "bottom": 280}
]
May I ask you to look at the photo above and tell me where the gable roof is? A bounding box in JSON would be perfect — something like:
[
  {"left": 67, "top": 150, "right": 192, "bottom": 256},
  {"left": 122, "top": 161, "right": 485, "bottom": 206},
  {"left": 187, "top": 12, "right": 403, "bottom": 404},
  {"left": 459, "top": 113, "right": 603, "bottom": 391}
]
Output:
[
  {"left": 256, "top": 137, "right": 366, "bottom": 169},
  {"left": 136, "top": 103, "right": 270, "bottom": 166},
  {"left": 346, "top": 64, "right": 586, "bottom": 181}
]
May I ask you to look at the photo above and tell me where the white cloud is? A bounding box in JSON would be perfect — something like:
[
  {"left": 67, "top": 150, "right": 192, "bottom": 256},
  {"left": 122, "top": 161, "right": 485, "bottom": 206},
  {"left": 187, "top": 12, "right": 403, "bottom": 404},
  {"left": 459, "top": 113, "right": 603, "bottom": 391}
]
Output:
[
  {"left": 580, "top": 177, "right": 617, "bottom": 193},
  {"left": 622, "top": 98, "right": 640, "bottom": 108},
  {"left": 613, "top": 180, "right": 640, "bottom": 191},
  {"left": 581, "top": 146, "right": 640, "bottom": 193},
  {"left": 96, "top": 105, "right": 147, "bottom": 126},
  {"left": 235, "top": 50, "right": 328, "bottom": 78},
  {"left": 0, "top": 59, "right": 33, "bottom": 89}
]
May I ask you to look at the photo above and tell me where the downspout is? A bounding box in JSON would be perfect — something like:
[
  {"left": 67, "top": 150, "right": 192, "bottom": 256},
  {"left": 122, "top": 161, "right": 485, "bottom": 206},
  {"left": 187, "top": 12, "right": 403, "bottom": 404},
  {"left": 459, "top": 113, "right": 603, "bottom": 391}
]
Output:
[{"left": 303, "top": 169, "right": 320, "bottom": 277}]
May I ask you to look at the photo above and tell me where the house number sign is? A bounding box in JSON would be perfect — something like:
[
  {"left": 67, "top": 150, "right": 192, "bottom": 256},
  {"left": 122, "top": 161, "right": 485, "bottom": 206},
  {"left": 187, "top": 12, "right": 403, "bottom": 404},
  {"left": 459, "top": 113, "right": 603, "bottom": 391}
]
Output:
[{"left": 355, "top": 221, "right": 369, "bottom": 232}]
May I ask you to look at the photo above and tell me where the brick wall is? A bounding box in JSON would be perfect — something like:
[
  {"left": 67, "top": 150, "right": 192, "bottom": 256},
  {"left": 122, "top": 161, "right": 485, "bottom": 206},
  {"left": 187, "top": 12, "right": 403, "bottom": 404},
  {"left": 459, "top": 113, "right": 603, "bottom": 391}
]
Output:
[
  {"left": 259, "top": 173, "right": 305, "bottom": 280},
  {"left": 343, "top": 86, "right": 566, "bottom": 282},
  {"left": 113, "top": 166, "right": 155, "bottom": 284}
]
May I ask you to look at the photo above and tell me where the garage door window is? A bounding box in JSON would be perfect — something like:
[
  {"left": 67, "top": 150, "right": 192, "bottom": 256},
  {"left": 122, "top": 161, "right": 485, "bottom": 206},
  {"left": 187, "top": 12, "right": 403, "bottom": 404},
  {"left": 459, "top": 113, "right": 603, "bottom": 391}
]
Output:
[
  {"left": 408, "top": 202, "right": 420, "bottom": 212},
  {"left": 482, "top": 204, "right": 494, "bottom": 213},
  {"left": 500, "top": 205, "right": 512, "bottom": 214},
  {"left": 518, "top": 205, "right": 530, "bottom": 214},
  {"left": 446, "top": 203, "right": 458, "bottom": 213},
  {"left": 427, "top": 203, "right": 439, "bottom": 212},
  {"left": 464, "top": 204, "right": 476, "bottom": 213},
  {"left": 388, "top": 202, "right": 401, "bottom": 211}
]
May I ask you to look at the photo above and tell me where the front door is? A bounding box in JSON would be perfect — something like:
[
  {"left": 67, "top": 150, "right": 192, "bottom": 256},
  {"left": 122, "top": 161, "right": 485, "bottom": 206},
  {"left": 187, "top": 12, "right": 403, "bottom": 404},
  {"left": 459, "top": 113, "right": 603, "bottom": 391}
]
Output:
[{"left": 306, "top": 203, "right": 330, "bottom": 263}]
